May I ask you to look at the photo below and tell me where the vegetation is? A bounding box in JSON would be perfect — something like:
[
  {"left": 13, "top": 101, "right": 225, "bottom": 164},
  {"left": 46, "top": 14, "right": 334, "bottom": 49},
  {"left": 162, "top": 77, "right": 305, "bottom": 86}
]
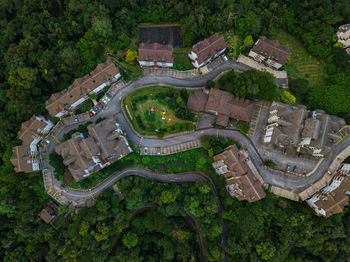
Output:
[
  {"left": 173, "top": 48, "right": 193, "bottom": 71},
  {"left": 216, "top": 69, "right": 282, "bottom": 101},
  {"left": 62, "top": 122, "right": 92, "bottom": 142},
  {"left": 1, "top": 0, "right": 350, "bottom": 261},
  {"left": 124, "top": 86, "right": 195, "bottom": 137},
  {"left": 76, "top": 100, "right": 94, "bottom": 114},
  {"left": 237, "top": 122, "right": 251, "bottom": 135},
  {"left": 125, "top": 49, "right": 138, "bottom": 65},
  {"left": 49, "top": 152, "right": 65, "bottom": 181},
  {"left": 281, "top": 91, "right": 296, "bottom": 105},
  {"left": 264, "top": 160, "right": 277, "bottom": 168}
]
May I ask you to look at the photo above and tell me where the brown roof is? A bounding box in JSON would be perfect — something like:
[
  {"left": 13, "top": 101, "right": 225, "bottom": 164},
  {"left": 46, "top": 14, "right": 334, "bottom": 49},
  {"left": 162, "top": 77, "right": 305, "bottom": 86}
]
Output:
[
  {"left": 187, "top": 89, "right": 255, "bottom": 124},
  {"left": 39, "top": 200, "right": 58, "bottom": 224},
  {"left": 190, "top": 33, "right": 227, "bottom": 65},
  {"left": 46, "top": 60, "right": 119, "bottom": 116},
  {"left": 138, "top": 42, "right": 174, "bottom": 63},
  {"left": 10, "top": 145, "right": 33, "bottom": 173},
  {"left": 56, "top": 117, "right": 132, "bottom": 181},
  {"left": 205, "top": 89, "right": 255, "bottom": 122},
  {"left": 313, "top": 177, "right": 350, "bottom": 217},
  {"left": 187, "top": 90, "right": 208, "bottom": 114},
  {"left": 302, "top": 118, "right": 321, "bottom": 139},
  {"left": 213, "top": 145, "right": 265, "bottom": 202},
  {"left": 251, "top": 36, "right": 290, "bottom": 65},
  {"left": 18, "top": 116, "right": 47, "bottom": 145}
]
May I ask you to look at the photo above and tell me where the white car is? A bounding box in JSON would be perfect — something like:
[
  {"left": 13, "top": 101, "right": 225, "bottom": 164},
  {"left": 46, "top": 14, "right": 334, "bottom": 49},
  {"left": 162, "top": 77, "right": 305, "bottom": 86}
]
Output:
[
  {"left": 104, "top": 96, "right": 111, "bottom": 102},
  {"left": 101, "top": 97, "right": 108, "bottom": 105},
  {"left": 144, "top": 147, "right": 148, "bottom": 154}
]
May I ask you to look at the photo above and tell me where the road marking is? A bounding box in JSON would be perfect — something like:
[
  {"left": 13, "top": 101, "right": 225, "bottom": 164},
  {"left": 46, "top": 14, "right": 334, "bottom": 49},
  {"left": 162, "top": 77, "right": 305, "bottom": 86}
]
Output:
[
  {"left": 217, "top": 129, "right": 219, "bottom": 137},
  {"left": 139, "top": 137, "right": 143, "bottom": 147},
  {"left": 200, "top": 131, "right": 204, "bottom": 134},
  {"left": 51, "top": 134, "right": 61, "bottom": 144},
  {"left": 89, "top": 189, "right": 95, "bottom": 200}
]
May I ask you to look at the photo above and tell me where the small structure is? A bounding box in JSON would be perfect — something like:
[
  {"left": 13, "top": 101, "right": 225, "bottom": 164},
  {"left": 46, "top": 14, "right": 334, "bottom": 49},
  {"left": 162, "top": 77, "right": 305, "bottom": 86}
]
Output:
[
  {"left": 46, "top": 60, "right": 120, "bottom": 117},
  {"left": 248, "top": 36, "right": 290, "bottom": 70},
  {"left": 187, "top": 89, "right": 255, "bottom": 125},
  {"left": 188, "top": 33, "right": 227, "bottom": 68},
  {"left": 212, "top": 145, "right": 265, "bottom": 202},
  {"left": 337, "top": 24, "right": 350, "bottom": 48},
  {"left": 137, "top": 42, "right": 174, "bottom": 67},
  {"left": 306, "top": 164, "right": 350, "bottom": 217},
  {"left": 55, "top": 117, "right": 132, "bottom": 181},
  {"left": 11, "top": 116, "right": 53, "bottom": 173},
  {"left": 39, "top": 199, "right": 59, "bottom": 224},
  {"left": 263, "top": 102, "right": 345, "bottom": 157}
]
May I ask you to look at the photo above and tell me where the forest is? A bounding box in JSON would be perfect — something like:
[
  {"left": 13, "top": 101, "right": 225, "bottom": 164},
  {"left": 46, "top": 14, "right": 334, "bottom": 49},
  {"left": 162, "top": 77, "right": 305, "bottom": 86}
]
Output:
[{"left": 1, "top": 0, "right": 350, "bottom": 261}]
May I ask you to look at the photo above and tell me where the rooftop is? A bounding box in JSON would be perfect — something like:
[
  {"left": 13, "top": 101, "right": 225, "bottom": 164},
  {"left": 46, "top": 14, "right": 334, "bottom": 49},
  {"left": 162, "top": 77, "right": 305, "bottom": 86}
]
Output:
[{"left": 138, "top": 42, "right": 174, "bottom": 63}]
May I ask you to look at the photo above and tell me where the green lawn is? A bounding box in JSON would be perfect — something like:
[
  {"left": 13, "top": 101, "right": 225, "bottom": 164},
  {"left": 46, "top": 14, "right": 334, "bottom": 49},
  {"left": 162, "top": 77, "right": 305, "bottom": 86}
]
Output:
[
  {"left": 225, "top": 34, "right": 243, "bottom": 59},
  {"left": 173, "top": 48, "right": 193, "bottom": 70},
  {"left": 272, "top": 30, "right": 327, "bottom": 88},
  {"left": 124, "top": 86, "right": 194, "bottom": 136}
]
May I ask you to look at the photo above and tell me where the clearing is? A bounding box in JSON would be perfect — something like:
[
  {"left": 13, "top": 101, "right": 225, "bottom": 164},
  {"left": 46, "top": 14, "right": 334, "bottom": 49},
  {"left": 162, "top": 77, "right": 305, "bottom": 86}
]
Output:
[{"left": 272, "top": 29, "right": 327, "bottom": 88}]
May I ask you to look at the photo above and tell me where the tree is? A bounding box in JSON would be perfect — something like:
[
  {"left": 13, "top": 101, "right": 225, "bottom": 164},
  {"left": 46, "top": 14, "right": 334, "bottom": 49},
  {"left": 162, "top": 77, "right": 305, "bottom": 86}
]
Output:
[
  {"left": 125, "top": 49, "right": 137, "bottom": 65},
  {"left": 281, "top": 91, "right": 296, "bottom": 105},
  {"left": 243, "top": 35, "right": 254, "bottom": 49},
  {"left": 196, "top": 157, "right": 208, "bottom": 170},
  {"left": 122, "top": 232, "right": 138, "bottom": 249}
]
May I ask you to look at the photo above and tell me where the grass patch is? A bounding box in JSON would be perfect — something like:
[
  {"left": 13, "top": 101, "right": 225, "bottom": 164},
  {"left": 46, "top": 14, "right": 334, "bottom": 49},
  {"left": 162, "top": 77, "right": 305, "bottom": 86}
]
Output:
[
  {"left": 173, "top": 48, "right": 193, "bottom": 70},
  {"left": 225, "top": 34, "right": 243, "bottom": 59},
  {"left": 272, "top": 29, "right": 327, "bottom": 88},
  {"left": 124, "top": 86, "right": 195, "bottom": 137},
  {"left": 76, "top": 99, "right": 94, "bottom": 114},
  {"left": 237, "top": 121, "right": 250, "bottom": 135}
]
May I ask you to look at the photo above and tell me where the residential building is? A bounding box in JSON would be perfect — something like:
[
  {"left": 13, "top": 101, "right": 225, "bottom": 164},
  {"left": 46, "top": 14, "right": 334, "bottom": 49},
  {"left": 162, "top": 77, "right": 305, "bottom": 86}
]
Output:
[
  {"left": 263, "top": 102, "right": 345, "bottom": 157},
  {"left": 188, "top": 33, "right": 227, "bottom": 68},
  {"left": 10, "top": 116, "right": 53, "bottom": 173},
  {"left": 306, "top": 164, "right": 350, "bottom": 217},
  {"left": 337, "top": 24, "right": 350, "bottom": 48},
  {"left": 46, "top": 60, "right": 120, "bottom": 117},
  {"left": 55, "top": 117, "right": 132, "bottom": 182},
  {"left": 212, "top": 145, "right": 265, "bottom": 202},
  {"left": 39, "top": 200, "right": 59, "bottom": 224},
  {"left": 137, "top": 42, "right": 174, "bottom": 67},
  {"left": 248, "top": 36, "right": 290, "bottom": 70},
  {"left": 187, "top": 89, "right": 256, "bottom": 126}
]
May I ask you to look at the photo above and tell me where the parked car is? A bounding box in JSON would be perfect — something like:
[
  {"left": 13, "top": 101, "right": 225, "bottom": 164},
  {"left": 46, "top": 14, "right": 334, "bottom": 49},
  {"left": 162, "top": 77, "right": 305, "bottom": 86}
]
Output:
[
  {"left": 88, "top": 111, "right": 94, "bottom": 117},
  {"left": 293, "top": 166, "right": 297, "bottom": 172},
  {"left": 298, "top": 153, "right": 302, "bottom": 158},
  {"left": 106, "top": 93, "right": 112, "bottom": 99},
  {"left": 287, "top": 164, "right": 291, "bottom": 171},
  {"left": 157, "top": 147, "right": 161, "bottom": 155},
  {"left": 144, "top": 147, "right": 148, "bottom": 154},
  {"left": 104, "top": 95, "right": 111, "bottom": 102},
  {"left": 75, "top": 116, "right": 79, "bottom": 123},
  {"left": 93, "top": 106, "right": 99, "bottom": 112},
  {"left": 101, "top": 97, "right": 108, "bottom": 105},
  {"left": 97, "top": 102, "right": 103, "bottom": 109}
]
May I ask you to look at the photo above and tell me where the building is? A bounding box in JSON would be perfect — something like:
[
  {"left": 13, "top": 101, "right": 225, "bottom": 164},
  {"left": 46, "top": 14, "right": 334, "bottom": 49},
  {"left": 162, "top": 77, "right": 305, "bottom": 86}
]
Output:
[
  {"left": 55, "top": 117, "right": 132, "bottom": 181},
  {"left": 10, "top": 116, "right": 53, "bottom": 173},
  {"left": 337, "top": 24, "right": 350, "bottom": 48},
  {"left": 306, "top": 164, "right": 350, "bottom": 217},
  {"left": 188, "top": 33, "right": 227, "bottom": 68},
  {"left": 263, "top": 102, "right": 345, "bottom": 157},
  {"left": 39, "top": 199, "right": 59, "bottom": 224},
  {"left": 248, "top": 36, "right": 290, "bottom": 70},
  {"left": 187, "top": 89, "right": 256, "bottom": 126},
  {"left": 46, "top": 60, "right": 120, "bottom": 117},
  {"left": 137, "top": 42, "right": 174, "bottom": 67},
  {"left": 212, "top": 145, "right": 265, "bottom": 202}
]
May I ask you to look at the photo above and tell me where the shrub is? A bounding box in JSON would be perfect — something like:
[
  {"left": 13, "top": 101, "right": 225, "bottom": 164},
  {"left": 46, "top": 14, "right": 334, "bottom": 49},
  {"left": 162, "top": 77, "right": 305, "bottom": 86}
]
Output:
[{"left": 237, "top": 122, "right": 250, "bottom": 135}]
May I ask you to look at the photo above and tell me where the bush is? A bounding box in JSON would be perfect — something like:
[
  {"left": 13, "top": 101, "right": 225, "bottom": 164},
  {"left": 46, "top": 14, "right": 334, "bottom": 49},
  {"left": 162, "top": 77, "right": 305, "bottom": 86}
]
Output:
[
  {"left": 76, "top": 99, "right": 94, "bottom": 114},
  {"left": 264, "top": 160, "right": 277, "bottom": 168},
  {"left": 281, "top": 91, "right": 296, "bottom": 105},
  {"left": 237, "top": 122, "right": 250, "bottom": 135},
  {"left": 90, "top": 93, "right": 98, "bottom": 100},
  {"left": 49, "top": 152, "right": 65, "bottom": 180}
]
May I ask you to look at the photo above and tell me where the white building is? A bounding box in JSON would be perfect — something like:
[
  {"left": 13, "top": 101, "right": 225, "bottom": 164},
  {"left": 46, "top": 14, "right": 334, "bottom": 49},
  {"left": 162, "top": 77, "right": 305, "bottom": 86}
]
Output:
[{"left": 337, "top": 24, "right": 350, "bottom": 48}]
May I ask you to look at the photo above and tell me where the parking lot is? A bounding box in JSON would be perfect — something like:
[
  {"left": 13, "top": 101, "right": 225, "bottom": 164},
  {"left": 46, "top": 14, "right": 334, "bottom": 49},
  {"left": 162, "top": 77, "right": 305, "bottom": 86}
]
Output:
[
  {"left": 336, "top": 126, "right": 350, "bottom": 145},
  {"left": 141, "top": 139, "right": 201, "bottom": 155},
  {"left": 143, "top": 67, "right": 199, "bottom": 78},
  {"left": 248, "top": 101, "right": 271, "bottom": 137},
  {"left": 265, "top": 184, "right": 299, "bottom": 201}
]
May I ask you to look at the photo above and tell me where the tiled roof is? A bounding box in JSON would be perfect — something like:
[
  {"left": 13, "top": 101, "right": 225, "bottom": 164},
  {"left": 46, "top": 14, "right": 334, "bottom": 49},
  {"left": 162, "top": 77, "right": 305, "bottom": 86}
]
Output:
[
  {"left": 137, "top": 42, "right": 174, "bottom": 63},
  {"left": 187, "top": 90, "right": 208, "bottom": 114},
  {"left": 251, "top": 36, "right": 290, "bottom": 65},
  {"left": 46, "top": 60, "right": 119, "bottom": 116},
  {"left": 190, "top": 33, "right": 227, "bottom": 65}
]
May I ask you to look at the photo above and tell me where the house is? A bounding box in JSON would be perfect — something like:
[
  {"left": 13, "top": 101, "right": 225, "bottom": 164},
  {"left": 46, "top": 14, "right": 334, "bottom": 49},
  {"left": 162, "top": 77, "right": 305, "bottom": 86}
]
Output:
[
  {"left": 188, "top": 33, "right": 227, "bottom": 68},
  {"left": 212, "top": 145, "right": 265, "bottom": 202},
  {"left": 10, "top": 116, "right": 53, "bottom": 173},
  {"left": 264, "top": 102, "right": 345, "bottom": 157},
  {"left": 306, "top": 164, "right": 350, "bottom": 217},
  {"left": 39, "top": 199, "right": 59, "bottom": 224},
  {"left": 46, "top": 60, "right": 120, "bottom": 117},
  {"left": 337, "top": 24, "right": 350, "bottom": 48},
  {"left": 55, "top": 117, "right": 132, "bottom": 182},
  {"left": 137, "top": 42, "right": 174, "bottom": 67},
  {"left": 248, "top": 36, "right": 290, "bottom": 70},
  {"left": 187, "top": 89, "right": 256, "bottom": 125}
]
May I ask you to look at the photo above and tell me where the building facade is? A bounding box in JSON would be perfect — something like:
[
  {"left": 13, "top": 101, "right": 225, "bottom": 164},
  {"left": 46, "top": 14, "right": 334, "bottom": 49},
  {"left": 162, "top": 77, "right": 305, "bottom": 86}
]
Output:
[
  {"left": 248, "top": 36, "right": 290, "bottom": 70},
  {"left": 137, "top": 42, "right": 174, "bottom": 67},
  {"left": 337, "top": 24, "right": 350, "bottom": 48},
  {"left": 188, "top": 33, "right": 227, "bottom": 68}
]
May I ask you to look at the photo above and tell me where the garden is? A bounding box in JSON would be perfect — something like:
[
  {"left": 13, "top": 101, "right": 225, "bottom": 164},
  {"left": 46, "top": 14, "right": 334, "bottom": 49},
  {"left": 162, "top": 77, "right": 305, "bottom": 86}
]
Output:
[
  {"left": 123, "top": 86, "right": 196, "bottom": 137},
  {"left": 173, "top": 48, "right": 193, "bottom": 71}
]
